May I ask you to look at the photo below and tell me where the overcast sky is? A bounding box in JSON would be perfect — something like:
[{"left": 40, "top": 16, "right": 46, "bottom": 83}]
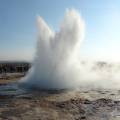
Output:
[{"left": 0, "top": 0, "right": 120, "bottom": 62}]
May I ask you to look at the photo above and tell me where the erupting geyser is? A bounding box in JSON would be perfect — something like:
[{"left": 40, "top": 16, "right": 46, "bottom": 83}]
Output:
[
  {"left": 21, "top": 9, "right": 85, "bottom": 89},
  {"left": 20, "top": 9, "right": 120, "bottom": 89}
]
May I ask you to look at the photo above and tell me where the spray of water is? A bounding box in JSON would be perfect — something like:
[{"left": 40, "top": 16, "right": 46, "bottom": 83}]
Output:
[{"left": 20, "top": 9, "right": 120, "bottom": 89}]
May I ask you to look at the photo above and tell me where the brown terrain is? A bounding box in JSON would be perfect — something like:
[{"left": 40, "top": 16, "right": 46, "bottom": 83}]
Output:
[{"left": 0, "top": 62, "right": 120, "bottom": 120}]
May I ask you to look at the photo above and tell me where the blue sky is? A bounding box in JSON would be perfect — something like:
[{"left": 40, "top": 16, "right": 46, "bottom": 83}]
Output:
[{"left": 0, "top": 0, "right": 120, "bottom": 62}]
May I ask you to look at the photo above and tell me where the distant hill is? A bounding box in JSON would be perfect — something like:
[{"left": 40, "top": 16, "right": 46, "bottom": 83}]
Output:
[{"left": 0, "top": 61, "right": 31, "bottom": 73}]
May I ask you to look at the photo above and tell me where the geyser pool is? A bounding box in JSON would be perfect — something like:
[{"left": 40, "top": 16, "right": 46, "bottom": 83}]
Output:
[{"left": 20, "top": 9, "right": 120, "bottom": 90}]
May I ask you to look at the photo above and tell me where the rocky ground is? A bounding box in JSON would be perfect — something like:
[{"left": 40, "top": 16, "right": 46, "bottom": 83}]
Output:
[
  {"left": 0, "top": 73, "right": 25, "bottom": 84},
  {"left": 0, "top": 74, "right": 120, "bottom": 120}
]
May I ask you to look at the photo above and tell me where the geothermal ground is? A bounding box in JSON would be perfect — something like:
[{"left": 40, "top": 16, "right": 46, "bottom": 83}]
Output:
[{"left": 0, "top": 75, "right": 120, "bottom": 120}]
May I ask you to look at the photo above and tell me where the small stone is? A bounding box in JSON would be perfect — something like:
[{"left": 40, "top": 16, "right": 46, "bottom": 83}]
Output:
[{"left": 81, "top": 116, "right": 86, "bottom": 119}]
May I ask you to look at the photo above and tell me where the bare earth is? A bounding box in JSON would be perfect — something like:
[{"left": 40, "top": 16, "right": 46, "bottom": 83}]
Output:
[{"left": 0, "top": 74, "right": 120, "bottom": 120}]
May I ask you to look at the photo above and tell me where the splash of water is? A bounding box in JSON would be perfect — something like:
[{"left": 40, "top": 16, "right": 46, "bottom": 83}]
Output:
[{"left": 20, "top": 9, "right": 120, "bottom": 89}]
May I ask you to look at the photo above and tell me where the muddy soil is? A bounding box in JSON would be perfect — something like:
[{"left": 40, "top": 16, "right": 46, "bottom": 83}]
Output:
[{"left": 0, "top": 84, "right": 120, "bottom": 120}]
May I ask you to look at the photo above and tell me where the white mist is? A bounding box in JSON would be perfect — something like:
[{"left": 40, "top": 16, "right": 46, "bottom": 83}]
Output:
[{"left": 20, "top": 9, "right": 120, "bottom": 89}]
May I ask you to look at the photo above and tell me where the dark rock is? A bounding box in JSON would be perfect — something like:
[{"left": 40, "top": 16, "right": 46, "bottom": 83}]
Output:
[{"left": 81, "top": 116, "right": 86, "bottom": 119}]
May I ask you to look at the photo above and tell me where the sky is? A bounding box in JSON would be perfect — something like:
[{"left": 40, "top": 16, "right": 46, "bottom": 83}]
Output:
[{"left": 0, "top": 0, "right": 120, "bottom": 62}]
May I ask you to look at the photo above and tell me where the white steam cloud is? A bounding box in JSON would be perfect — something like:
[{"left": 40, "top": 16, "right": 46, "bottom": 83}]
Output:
[{"left": 20, "top": 9, "right": 120, "bottom": 89}]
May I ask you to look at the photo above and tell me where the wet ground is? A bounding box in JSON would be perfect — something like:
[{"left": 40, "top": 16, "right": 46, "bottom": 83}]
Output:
[{"left": 0, "top": 83, "right": 120, "bottom": 120}]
